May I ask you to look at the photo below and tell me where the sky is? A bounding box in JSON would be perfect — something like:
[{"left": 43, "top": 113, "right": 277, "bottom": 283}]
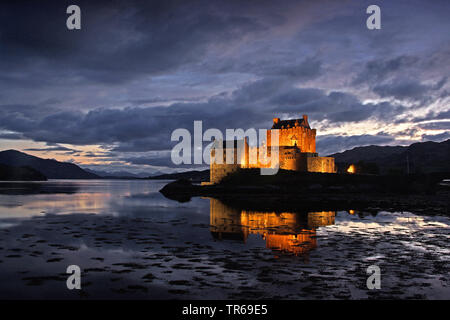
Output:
[{"left": 0, "top": 0, "right": 449, "bottom": 174}]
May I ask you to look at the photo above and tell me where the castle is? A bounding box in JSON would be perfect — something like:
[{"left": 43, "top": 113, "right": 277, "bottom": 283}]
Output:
[{"left": 208, "top": 115, "right": 336, "bottom": 184}]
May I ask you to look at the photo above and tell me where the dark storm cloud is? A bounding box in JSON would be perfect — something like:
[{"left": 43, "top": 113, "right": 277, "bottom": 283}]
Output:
[
  {"left": 23, "top": 143, "right": 79, "bottom": 153},
  {"left": 373, "top": 77, "right": 447, "bottom": 101},
  {"left": 0, "top": 76, "right": 412, "bottom": 157},
  {"left": 295, "top": 0, "right": 450, "bottom": 104},
  {"left": 0, "top": 0, "right": 448, "bottom": 168},
  {"left": 431, "top": 110, "right": 450, "bottom": 121},
  {"left": 353, "top": 55, "right": 449, "bottom": 103},
  {"left": 227, "top": 56, "right": 324, "bottom": 81},
  {"left": 269, "top": 88, "right": 324, "bottom": 107},
  {"left": 353, "top": 56, "right": 419, "bottom": 85},
  {"left": 404, "top": 108, "right": 450, "bottom": 124},
  {"left": 272, "top": 89, "right": 406, "bottom": 122},
  {"left": 0, "top": 88, "right": 270, "bottom": 151},
  {"left": 0, "top": 0, "right": 265, "bottom": 86},
  {"left": 417, "top": 121, "right": 450, "bottom": 131},
  {"left": 128, "top": 96, "right": 207, "bottom": 106},
  {"left": 0, "top": 132, "right": 24, "bottom": 140},
  {"left": 264, "top": 57, "right": 323, "bottom": 80}
]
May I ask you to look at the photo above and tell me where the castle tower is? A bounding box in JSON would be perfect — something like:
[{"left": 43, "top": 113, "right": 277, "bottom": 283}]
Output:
[{"left": 267, "top": 115, "right": 316, "bottom": 153}]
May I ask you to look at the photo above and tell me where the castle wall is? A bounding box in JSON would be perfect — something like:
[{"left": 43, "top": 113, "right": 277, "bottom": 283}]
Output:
[
  {"left": 278, "top": 150, "right": 333, "bottom": 172},
  {"left": 305, "top": 156, "right": 336, "bottom": 173},
  {"left": 210, "top": 163, "right": 241, "bottom": 184},
  {"left": 278, "top": 147, "right": 302, "bottom": 171},
  {"left": 210, "top": 140, "right": 247, "bottom": 184},
  {"left": 245, "top": 146, "right": 276, "bottom": 169}
]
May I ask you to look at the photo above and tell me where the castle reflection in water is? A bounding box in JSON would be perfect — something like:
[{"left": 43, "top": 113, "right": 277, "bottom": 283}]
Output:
[{"left": 209, "top": 198, "right": 336, "bottom": 256}]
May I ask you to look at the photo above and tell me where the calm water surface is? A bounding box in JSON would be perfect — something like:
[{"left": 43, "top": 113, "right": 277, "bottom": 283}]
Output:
[{"left": 0, "top": 180, "right": 448, "bottom": 299}]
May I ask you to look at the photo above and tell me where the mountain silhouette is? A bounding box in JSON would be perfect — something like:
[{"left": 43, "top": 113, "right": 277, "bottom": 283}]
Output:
[
  {"left": 330, "top": 139, "right": 450, "bottom": 174},
  {"left": 0, "top": 163, "right": 47, "bottom": 181},
  {"left": 0, "top": 150, "right": 100, "bottom": 179}
]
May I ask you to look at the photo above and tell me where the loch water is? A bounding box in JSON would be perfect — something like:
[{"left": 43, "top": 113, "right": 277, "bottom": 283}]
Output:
[{"left": 0, "top": 179, "right": 448, "bottom": 299}]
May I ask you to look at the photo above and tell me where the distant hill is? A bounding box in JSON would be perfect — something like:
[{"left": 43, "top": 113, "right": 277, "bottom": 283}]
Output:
[
  {"left": 0, "top": 150, "right": 100, "bottom": 179},
  {"left": 0, "top": 163, "right": 47, "bottom": 181},
  {"left": 83, "top": 168, "right": 152, "bottom": 179},
  {"left": 84, "top": 168, "right": 167, "bottom": 179},
  {"left": 330, "top": 139, "right": 450, "bottom": 174},
  {"left": 148, "top": 169, "right": 210, "bottom": 182}
]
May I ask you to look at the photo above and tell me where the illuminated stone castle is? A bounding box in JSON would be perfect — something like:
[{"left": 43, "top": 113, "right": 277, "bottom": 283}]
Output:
[{"left": 208, "top": 115, "right": 336, "bottom": 184}]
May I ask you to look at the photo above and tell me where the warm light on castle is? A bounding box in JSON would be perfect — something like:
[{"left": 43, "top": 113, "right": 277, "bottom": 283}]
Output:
[{"left": 207, "top": 115, "right": 336, "bottom": 184}]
